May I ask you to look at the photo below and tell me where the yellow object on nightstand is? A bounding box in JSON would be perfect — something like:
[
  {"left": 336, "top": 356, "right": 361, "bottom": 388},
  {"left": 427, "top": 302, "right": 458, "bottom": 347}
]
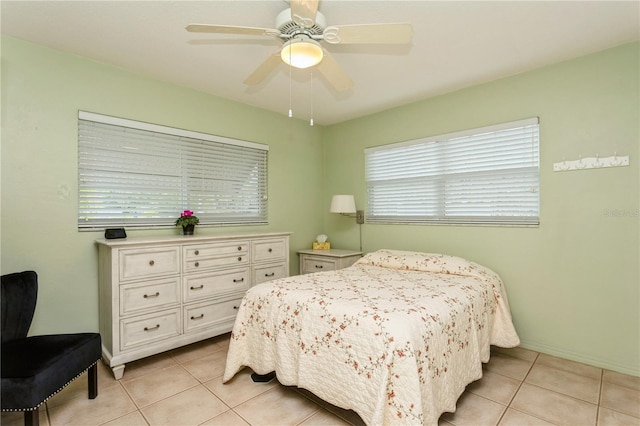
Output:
[{"left": 312, "top": 242, "right": 331, "bottom": 250}]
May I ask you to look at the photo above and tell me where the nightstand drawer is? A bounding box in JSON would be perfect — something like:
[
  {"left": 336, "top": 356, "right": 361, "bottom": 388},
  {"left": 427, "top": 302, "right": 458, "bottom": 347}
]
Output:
[
  {"left": 119, "top": 247, "right": 180, "bottom": 281},
  {"left": 298, "top": 249, "right": 363, "bottom": 275},
  {"left": 301, "top": 257, "right": 338, "bottom": 274}
]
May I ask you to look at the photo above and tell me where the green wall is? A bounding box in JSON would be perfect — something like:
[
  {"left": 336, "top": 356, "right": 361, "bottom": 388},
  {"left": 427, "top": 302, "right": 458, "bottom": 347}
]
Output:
[
  {"left": 323, "top": 42, "right": 639, "bottom": 376},
  {"left": 1, "top": 36, "right": 324, "bottom": 334},
  {"left": 2, "top": 35, "right": 638, "bottom": 376}
]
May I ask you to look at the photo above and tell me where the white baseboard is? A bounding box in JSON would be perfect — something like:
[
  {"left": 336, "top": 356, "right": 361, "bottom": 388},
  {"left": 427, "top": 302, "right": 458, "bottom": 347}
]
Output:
[{"left": 518, "top": 339, "right": 639, "bottom": 378}]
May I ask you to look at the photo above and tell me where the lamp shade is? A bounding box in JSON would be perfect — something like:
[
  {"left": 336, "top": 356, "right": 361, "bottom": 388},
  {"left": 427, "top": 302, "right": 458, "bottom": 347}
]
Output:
[
  {"left": 281, "top": 37, "right": 323, "bottom": 69},
  {"left": 330, "top": 195, "right": 357, "bottom": 214}
]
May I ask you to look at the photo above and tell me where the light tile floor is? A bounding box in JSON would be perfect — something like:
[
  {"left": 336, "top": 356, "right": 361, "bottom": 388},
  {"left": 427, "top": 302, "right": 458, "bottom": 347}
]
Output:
[{"left": 2, "top": 334, "right": 639, "bottom": 426}]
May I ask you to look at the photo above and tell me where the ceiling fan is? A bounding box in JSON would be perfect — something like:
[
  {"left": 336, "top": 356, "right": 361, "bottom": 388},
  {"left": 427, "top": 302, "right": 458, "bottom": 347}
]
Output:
[{"left": 186, "top": 0, "right": 413, "bottom": 92}]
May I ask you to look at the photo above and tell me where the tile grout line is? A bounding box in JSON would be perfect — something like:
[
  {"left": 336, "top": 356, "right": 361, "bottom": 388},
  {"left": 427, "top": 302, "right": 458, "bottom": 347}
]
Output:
[
  {"left": 176, "top": 361, "right": 239, "bottom": 425},
  {"left": 292, "top": 387, "right": 344, "bottom": 426},
  {"left": 595, "top": 368, "right": 604, "bottom": 426},
  {"left": 117, "top": 378, "right": 150, "bottom": 425},
  {"left": 493, "top": 350, "right": 566, "bottom": 426},
  {"left": 118, "top": 362, "right": 209, "bottom": 425},
  {"left": 493, "top": 350, "right": 538, "bottom": 405},
  {"left": 523, "top": 381, "right": 603, "bottom": 423}
]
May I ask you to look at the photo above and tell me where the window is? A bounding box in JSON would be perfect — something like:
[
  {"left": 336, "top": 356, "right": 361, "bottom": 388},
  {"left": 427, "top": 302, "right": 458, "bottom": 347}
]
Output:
[
  {"left": 78, "top": 111, "right": 268, "bottom": 229},
  {"left": 365, "top": 118, "right": 539, "bottom": 226}
]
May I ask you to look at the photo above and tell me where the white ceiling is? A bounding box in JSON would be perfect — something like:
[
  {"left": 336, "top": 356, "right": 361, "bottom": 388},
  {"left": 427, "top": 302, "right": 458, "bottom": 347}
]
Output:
[{"left": 2, "top": 1, "right": 638, "bottom": 125}]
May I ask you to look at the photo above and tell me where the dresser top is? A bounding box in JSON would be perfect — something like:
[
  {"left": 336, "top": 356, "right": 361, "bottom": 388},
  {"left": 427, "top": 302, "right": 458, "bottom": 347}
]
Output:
[{"left": 96, "top": 231, "right": 292, "bottom": 248}]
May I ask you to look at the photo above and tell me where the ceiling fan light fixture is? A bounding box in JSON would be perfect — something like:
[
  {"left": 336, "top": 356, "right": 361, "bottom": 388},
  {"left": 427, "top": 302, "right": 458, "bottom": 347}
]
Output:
[{"left": 281, "top": 37, "right": 323, "bottom": 69}]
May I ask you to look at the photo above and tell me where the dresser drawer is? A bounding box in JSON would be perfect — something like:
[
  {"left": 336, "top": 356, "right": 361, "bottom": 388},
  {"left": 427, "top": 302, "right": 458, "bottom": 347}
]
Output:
[
  {"left": 301, "top": 256, "right": 338, "bottom": 274},
  {"left": 183, "top": 268, "right": 250, "bottom": 303},
  {"left": 252, "top": 262, "right": 288, "bottom": 285},
  {"left": 120, "top": 278, "right": 180, "bottom": 316},
  {"left": 184, "top": 241, "right": 248, "bottom": 261},
  {"left": 120, "top": 308, "right": 181, "bottom": 350},
  {"left": 183, "top": 241, "right": 249, "bottom": 272},
  {"left": 252, "top": 238, "right": 287, "bottom": 263},
  {"left": 184, "top": 255, "right": 249, "bottom": 272},
  {"left": 184, "top": 298, "right": 243, "bottom": 334},
  {"left": 119, "top": 247, "right": 180, "bottom": 281}
]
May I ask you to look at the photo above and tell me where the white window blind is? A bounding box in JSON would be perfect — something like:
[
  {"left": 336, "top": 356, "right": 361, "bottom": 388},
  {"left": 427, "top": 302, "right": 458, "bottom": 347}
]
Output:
[
  {"left": 78, "top": 111, "right": 268, "bottom": 229},
  {"left": 365, "top": 118, "right": 539, "bottom": 226}
]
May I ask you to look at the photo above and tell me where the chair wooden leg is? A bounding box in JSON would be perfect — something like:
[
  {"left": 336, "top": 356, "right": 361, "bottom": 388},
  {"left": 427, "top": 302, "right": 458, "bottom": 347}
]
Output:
[
  {"left": 24, "top": 408, "right": 39, "bottom": 426},
  {"left": 88, "top": 363, "right": 98, "bottom": 399}
]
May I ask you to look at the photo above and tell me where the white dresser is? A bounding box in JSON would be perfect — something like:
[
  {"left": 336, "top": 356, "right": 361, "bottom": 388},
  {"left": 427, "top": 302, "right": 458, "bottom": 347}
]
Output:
[{"left": 97, "top": 232, "right": 290, "bottom": 379}]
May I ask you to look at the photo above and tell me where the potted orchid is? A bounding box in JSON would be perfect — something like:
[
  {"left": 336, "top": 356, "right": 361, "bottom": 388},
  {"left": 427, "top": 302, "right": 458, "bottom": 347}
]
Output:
[{"left": 175, "top": 210, "right": 199, "bottom": 235}]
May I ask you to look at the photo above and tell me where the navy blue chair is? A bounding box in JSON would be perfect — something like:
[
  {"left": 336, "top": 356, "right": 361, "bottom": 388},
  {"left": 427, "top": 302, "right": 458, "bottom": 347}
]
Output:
[{"left": 1, "top": 271, "right": 102, "bottom": 426}]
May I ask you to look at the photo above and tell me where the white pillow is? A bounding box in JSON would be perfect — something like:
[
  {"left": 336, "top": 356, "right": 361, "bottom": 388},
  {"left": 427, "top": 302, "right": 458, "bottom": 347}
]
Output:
[{"left": 355, "top": 249, "right": 499, "bottom": 281}]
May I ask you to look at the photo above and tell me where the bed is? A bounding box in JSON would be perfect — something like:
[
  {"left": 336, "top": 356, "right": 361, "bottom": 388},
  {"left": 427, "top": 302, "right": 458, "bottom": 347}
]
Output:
[{"left": 223, "top": 249, "right": 520, "bottom": 425}]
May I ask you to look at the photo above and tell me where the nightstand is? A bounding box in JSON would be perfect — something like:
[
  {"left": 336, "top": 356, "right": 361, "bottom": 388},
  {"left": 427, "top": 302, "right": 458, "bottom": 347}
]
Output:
[{"left": 297, "top": 249, "right": 363, "bottom": 275}]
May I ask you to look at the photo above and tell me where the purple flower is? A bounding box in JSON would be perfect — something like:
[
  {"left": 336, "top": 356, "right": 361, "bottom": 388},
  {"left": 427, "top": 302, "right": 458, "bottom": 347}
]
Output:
[{"left": 175, "top": 209, "right": 199, "bottom": 227}]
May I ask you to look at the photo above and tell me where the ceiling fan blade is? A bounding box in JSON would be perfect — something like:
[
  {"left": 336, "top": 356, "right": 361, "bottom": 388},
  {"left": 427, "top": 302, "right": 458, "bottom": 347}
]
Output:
[
  {"left": 316, "top": 51, "right": 353, "bottom": 92},
  {"left": 243, "top": 51, "right": 283, "bottom": 86},
  {"left": 186, "top": 24, "right": 280, "bottom": 38},
  {"left": 323, "top": 23, "right": 413, "bottom": 45},
  {"left": 290, "top": 0, "right": 319, "bottom": 28}
]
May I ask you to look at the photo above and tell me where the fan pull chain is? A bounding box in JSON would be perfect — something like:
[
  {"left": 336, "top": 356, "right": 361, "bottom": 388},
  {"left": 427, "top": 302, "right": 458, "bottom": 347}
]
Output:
[
  {"left": 288, "top": 46, "right": 293, "bottom": 118},
  {"left": 309, "top": 69, "right": 314, "bottom": 126}
]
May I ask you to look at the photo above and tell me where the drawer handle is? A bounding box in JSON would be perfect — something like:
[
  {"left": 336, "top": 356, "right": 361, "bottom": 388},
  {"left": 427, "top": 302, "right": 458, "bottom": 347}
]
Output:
[
  {"left": 144, "top": 324, "right": 160, "bottom": 332},
  {"left": 233, "top": 278, "right": 244, "bottom": 283},
  {"left": 190, "top": 285, "right": 204, "bottom": 290},
  {"left": 194, "top": 261, "right": 200, "bottom": 267},
  {"left": 149, "top": 260, "right": 155, "bottom": 266},
  {"left": 315, "top": 265, "right": 323, "bottom": 269},
  {"left": 265, "top": 272, "right": 275, "bottom": 277},
  {"left": 237, "top": 257, "right": 242, "bottom": 261},
  {"left": 194, "top": 250, "right": 199, "bottom": 255},
  {"left": 268, "top": 248, "right": 273, "bottom": 253},
  {"left": 143, "top": 292, "right": 160, "bottom": 299},
  {"left": 237, "top": 246, "right": 242, "bottom": 251},
  {"left": 190, "top": 314, "right": 204, "bottom": 321}
]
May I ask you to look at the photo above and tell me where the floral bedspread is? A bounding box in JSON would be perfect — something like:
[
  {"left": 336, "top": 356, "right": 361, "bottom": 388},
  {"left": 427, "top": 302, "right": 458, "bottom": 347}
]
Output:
[{"left": 223, "top": 249, "right": 520, "bottom": 425}]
